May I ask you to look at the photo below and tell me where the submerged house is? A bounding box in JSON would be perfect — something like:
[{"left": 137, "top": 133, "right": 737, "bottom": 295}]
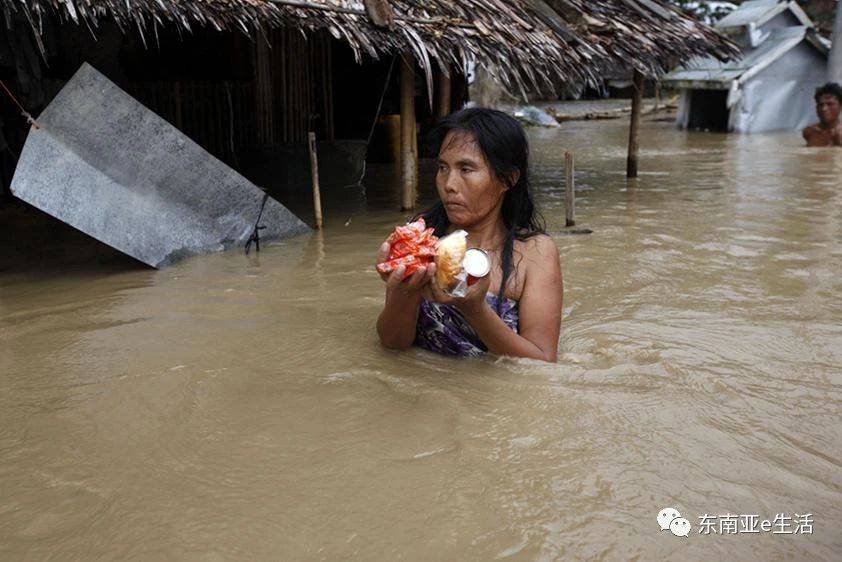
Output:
[
  {"left": 0, "top": 0, "right": 572, "bottom": 211},
  {"left": 663, "top": 0, "right": 829, "bottom": 133},
  {"left": 0, "top": 0, "right": 736, "bottom": 221}
]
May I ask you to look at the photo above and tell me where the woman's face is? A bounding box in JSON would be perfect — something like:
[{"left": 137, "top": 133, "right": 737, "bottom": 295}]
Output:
[{"left": 436, "top": 131, "right": 509, "bottom": 228}]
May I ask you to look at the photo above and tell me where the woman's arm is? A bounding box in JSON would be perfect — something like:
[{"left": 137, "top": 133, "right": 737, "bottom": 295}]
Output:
[
  {"left": 457, "top": 303, "right": 553, "bottom": 361},
  {"left": 458, "top": 236, "right": 562, "bottom": 362},
  {"left": 377, "top": 274, "right": 423, "bottom": 349}
]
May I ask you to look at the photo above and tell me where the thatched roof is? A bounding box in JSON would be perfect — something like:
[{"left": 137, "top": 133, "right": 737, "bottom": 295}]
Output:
[
  {"left": 530, "top": 0, "right": 739, "bottom": 74},
  {"left": 5, "top": 0, "right": 737, "bottom": 95}
]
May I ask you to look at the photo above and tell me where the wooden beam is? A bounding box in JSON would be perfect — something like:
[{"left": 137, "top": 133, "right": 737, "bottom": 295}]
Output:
[
  {"left": 308, "top": 132, "right": 323, "bottom": 229},
  {"left": 626, "top": 69, "right": 644, "bottom": 179},
  {"left": 436, "top": 66, "right": 452, "bottom": 119},
  {"left": 400, "top": 54, "right": 417, "bottom": 211}
]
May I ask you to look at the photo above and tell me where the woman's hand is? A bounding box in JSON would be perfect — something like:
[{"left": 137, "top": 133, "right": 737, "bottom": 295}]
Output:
[
  {"left": 376, "top": 242, "right": 434, "bottom": 296},
  {"left": 375, "top": 240, "right": 435, "bottom": 350},
  {"left": 419, "top": 266, "right": 492, "bottom": 313}
]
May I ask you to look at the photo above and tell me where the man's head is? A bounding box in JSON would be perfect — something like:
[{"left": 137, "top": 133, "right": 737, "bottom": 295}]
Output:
[{"left": 814, "top": 83, "right": 842, "bottom": 125}]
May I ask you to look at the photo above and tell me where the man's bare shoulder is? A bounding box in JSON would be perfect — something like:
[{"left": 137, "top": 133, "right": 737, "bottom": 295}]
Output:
[
  {"left": 802, "top": 123, "right": 835, "bottom": 146},
  {"left": 803, "top": 123, "right": 821, "bottom": 138}
]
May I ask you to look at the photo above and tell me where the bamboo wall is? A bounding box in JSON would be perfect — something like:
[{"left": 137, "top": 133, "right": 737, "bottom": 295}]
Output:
[
  {"left": 122, "top": 29, "right": 335, "bottom": 166},
  {"left": 125, "top": 81, "right": 255, "bottom": 166},
  {"left": 1, "top": 26, "right": 337, "bottom": 194},
  {"left": 255, "top": 27, "right": 335, "bottom": 146}
]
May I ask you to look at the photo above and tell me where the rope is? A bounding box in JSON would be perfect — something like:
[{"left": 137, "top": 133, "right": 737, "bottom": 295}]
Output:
[
  {"left": 352, "top": 54, "right": 398, "bottom": 187},
  {"left": 245, "top": 192, "right": 270, "bottom": 255},
  {"left": 0, "top": 80, "right": 39, "bottom": 129}
]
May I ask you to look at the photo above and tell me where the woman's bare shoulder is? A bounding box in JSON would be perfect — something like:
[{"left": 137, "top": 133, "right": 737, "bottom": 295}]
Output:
[
  {"left": 516, "top": 233, "right": 559, "bottom": 264},
  {"left": 510, "top": 234, "right": 559, "bottom": 293}
]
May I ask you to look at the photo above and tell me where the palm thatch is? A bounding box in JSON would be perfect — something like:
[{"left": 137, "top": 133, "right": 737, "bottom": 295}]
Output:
[
  {"left": 530, "top": 0, "right": 738, "bottom": 75},
  {"left": 4, "top": 0, "right": 737, "bottom": 96}
]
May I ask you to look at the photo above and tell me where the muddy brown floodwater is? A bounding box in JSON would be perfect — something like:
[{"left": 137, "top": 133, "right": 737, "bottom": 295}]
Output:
[{"left": 1, "top": 117, "right": 841, "bottom": 561}]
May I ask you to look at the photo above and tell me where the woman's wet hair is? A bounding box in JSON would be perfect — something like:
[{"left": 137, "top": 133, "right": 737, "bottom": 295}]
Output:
[
  {"left": 814, "top": 82, "right": 842, "bottom": 103},
  {"left": 416, "top": 106, "right": 545, "bottom": 312}
]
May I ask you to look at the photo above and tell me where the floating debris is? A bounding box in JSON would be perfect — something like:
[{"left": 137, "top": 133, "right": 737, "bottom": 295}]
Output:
[
  {"left": 513, "top": 106, "right": 561, "bottom": 128},
  {"left": 10, "top": 64, "right": 309, "bottom": 268}
]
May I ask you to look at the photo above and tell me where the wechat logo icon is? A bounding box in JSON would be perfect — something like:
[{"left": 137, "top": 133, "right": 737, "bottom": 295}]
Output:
[{"left": 658, "top": 507, "right": 691, "bottom": 537}]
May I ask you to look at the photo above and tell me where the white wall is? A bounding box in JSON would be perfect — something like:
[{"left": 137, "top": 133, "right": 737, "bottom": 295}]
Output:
[
  {"left": 760, "top": 11, "right": 802, "bottom": 32},
  {"left": 729, "top": 42, "right": 827, "bottom": 133}
]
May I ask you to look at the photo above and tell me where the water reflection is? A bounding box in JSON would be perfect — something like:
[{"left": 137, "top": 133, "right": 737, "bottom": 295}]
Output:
[{"left": 1, "top": 119, "right": 841, "bottom": 560}]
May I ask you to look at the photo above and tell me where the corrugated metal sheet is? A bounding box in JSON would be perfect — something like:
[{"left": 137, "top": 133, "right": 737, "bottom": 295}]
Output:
[
  {"left": 663, "top": 26, "right": 807, "bottom": 87},
  {"left": 716, "top": 0, "right": 785, "bottom": 28},
  {"left": 715, "top": 0, "right": 811, "bottom": 30}
]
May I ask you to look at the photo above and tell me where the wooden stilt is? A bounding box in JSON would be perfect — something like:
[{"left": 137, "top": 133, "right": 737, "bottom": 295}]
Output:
[
  {"left": 565, "top": 151, "right": 575, "bottom": 227},
  {"left": 436, "top": 66, "right": 452, "bottom": 119},
  {"left": 626, "top": 69, "right": 644, "bottom": 178},
  {"left": 308, "top": 132, "right": 323, "bottom": 229},
  {"left": 400, "top": 54, "right": 417, "bottom": 211}
]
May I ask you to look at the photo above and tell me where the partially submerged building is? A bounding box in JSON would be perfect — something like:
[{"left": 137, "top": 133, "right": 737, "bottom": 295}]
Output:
[
  {"left": 0, "top": 0, "right": 736, "bottom": 192},
  {"left": 1, "top": 0, "right": 576, "bottom": 205},
  {"left": 0, "top": 0, "right": 737, "bottom": 263},
  {"left": 663, "top": 0, "right": 829, "bottom": 133}
]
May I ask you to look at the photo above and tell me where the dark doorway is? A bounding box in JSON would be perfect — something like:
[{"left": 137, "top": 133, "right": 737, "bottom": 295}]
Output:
[{"left": 687, "top": 89, "right": 729, "bottom": 131}]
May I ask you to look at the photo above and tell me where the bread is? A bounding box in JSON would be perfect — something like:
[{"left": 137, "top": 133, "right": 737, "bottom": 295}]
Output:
[{"left": 435, "top": 231, "right": 467, "bottom": 290}]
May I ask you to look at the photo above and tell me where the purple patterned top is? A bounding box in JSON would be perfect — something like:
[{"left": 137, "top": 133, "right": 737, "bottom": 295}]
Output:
[{"left": 414, "top": 293, "right": 520, "bottom": 357}]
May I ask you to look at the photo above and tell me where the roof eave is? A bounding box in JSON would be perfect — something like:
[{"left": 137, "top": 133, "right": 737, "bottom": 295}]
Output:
[
  {"left": 665, "top": 79, "right": 731, "bottom": 90},
  {"left": 715, "top": 0, "right": 813, "bottom": 31}
]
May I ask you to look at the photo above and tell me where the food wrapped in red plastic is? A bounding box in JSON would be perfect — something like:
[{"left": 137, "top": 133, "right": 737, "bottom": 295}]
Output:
[{"left": 376, "top": 218, "right": 439, "bottom": 280}]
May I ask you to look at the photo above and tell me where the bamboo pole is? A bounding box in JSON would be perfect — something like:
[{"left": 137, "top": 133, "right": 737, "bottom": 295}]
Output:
[
  {"left": 308, "top": 131, "right": 323, "bottom": 229},
  {"left": 400, "top": 54, "right": 417, "bottom": 211},
  {"left": 436, "top": 66, "right": 452, "bottom": 119},
  {"left": 626, "top": 69, "right": 644, "bottom": 178},
  {"left": 565, "top": 151, "right": 575, "bottom": 227}
]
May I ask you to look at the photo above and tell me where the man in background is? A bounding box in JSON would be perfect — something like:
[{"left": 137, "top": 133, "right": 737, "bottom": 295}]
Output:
[{"left": 803, "top": 83, "right": 842, "bottom": 146}]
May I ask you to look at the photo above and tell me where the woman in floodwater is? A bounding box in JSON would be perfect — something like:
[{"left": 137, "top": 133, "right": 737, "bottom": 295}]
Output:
[{"left": 375, "top": 108, "right": 563, "bottom": 361}]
